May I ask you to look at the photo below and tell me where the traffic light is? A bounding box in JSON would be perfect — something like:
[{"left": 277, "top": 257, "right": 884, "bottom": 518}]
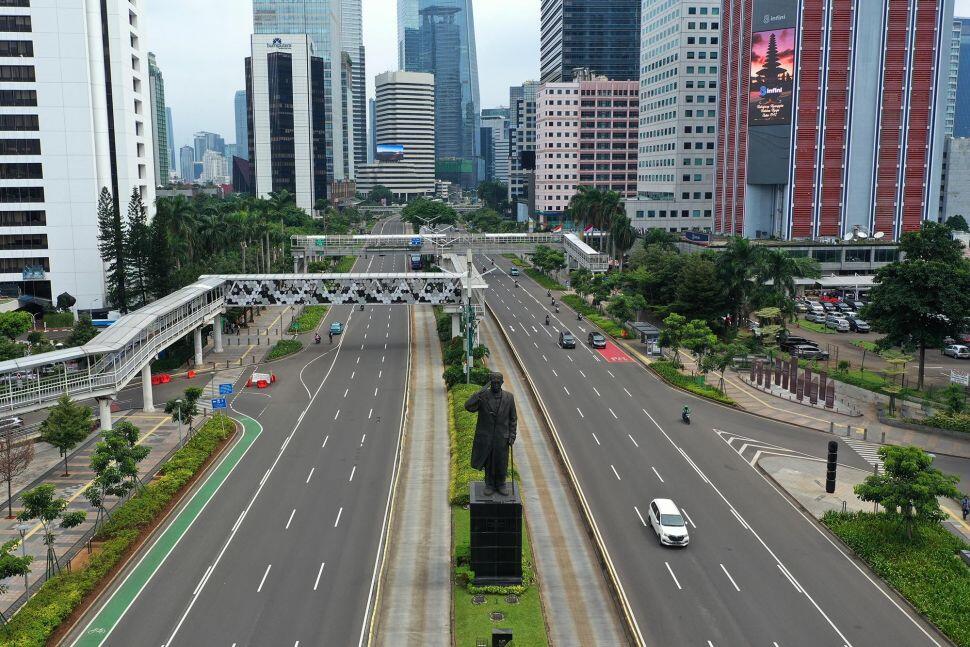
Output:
[{"left": 826, "top": 440, "right": 838, "bottom": 494}]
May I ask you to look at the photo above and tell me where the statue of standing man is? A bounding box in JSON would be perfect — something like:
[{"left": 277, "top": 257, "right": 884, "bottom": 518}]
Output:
[{"left": 465, "top": 372, "right": 517, "bottom": 496}]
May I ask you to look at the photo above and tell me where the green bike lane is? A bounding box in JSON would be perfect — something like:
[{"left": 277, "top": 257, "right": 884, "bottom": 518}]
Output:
[{"left": 72, "top": 414, "right": 262, "bottom": 647}]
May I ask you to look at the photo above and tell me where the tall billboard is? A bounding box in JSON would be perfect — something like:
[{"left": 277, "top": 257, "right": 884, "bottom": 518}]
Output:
[
  {"left": 376, "top": 144, "right": 405, "bottom": 162},
  {"left": 747, "top": 0, "right": 797, "bottom": 185}
]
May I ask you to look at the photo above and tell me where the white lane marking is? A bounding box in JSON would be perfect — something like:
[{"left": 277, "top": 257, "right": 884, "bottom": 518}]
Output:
[
  {"left": 334, "top": 506, "right": 344, "bottom": 528},
  {"left": 257, "top": 564, "right": 272, "bottom": 592},
  {"left": 681, "top": 508, "right": 696, "bottom": 529},
  {"left": 563, "top": 385, "right": 570, "bottom": 396},
  {"left": 360, "top": 344, "right": 364, "bottom": 350},
  {"left": 285, "top": 509, "right": 295, "bottom": 530},
  {"left": 356, "top": 357, "right": 360, "bottom": 364},
  {"left": 351, "top": 371, "right": 355, "bottom": 380},
  {"left": 731, "top": 509, "right": 749, "bottom": 530},
  {"left": 591, "top": 433, "right": 601, "bottom": 446},
  {"left": 334, "top": 410, "right": 340, "bottom": 420},
  {"left": 651, "top": 466, "right": 664, "bottom": 483},
  {"left": 608, "top": 408, "right": 618, "bottom": 419},
  {"left": 592, "top": 387, "right": 601, "bottom": 397},
  {"left": 567, "top": 355, "right": 574, "bottom": 362},
  {"left": 665, "top": 562, "right": 682, "bottom": 590},
  {"left": 623, "top": 387, "right": 633, "bottom": 397},
  {"left": 611, "top": 464, "right": 621, "bottom": 481},
  {"left": 628, "top": 434, "right": 639, "bottom": 448},
  {"left": 634, "top": 506, "right": 647, "bottom": 526},
  {"left": 381, "top": 355, "right": 385, "bottom": 363},
  {"left": 306, "top": 468, "right": 314, "bottom": 484},
  {"left": 720, "top": 563, "right": 741, "bottom": 592},
  {"left": 552, "top": 369, "right": 558, "bottom": 377},
  {"left": 360, "top": 434, "right": 366, "bottom": 446},
  {"left": 231, "top": 511, "right": 245, "bottom": 533},
  {"left": 576, "top": 407, "right": 584, "bottom": 418},
  {"left": 579, "top": 370, "right": 587, "bottom": 378},
  {"left": 349, "top": 466, "right": 356, "bottom": 482},
  {"left": 379, "top": 370, "right": 383, "bottom": 379},
  {"left": 313, "top": 562, "right": 326, "bottom": 591},
  {"left": 533, "top": 341, "right": 539, "bottom": 349},
  {"left": 322, "top": 435, "right": 329, "bottom": 449},
  {"left": 542, "top": 354, "right": 548, "bottom": 362},
  {"left": 368, "top": 408, "right": 373, "bottom": 419},
  {"left": 374, "top": 387, "right": 379, "bottom": 397},
  {"left": 193, "top": 565, "right": 213, "bottom": 596},
  {"left": 778, "top": 564, "right": 803, "bottom": 593},
  {"left": 343, "top": 388, "right": 349, "bottom": 398},
  {"left": 607, "top": 370, "right": 616, "bottom": 378}
]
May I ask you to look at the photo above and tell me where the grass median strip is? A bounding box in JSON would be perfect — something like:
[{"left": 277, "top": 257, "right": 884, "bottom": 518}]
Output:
[{"left": 55, "top": 416, "right": 262, "bottom": 647}]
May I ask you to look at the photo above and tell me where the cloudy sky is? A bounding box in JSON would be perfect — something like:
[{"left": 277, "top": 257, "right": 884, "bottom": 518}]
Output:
[{"left": 145, "top": 0, "right": 540, "bottom": 151}]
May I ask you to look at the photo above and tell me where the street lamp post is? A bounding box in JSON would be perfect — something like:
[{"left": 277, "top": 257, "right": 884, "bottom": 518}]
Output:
[
  {"left": 175, "top": 399, "right": 183, "bottom": 448},
  {"left": 15, "top": 522, "right": 28, "bottom": 593}
]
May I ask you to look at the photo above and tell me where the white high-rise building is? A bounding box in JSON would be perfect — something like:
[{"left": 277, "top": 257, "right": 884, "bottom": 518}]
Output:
[
  {"left": 509, "top": 81, "right": 538, "bottom": 203},
  {"left": 627, "top": 0, "right": 718, "bottom": 233},
  {"left": 200, "top": 150, "right": 229, "bottom": 185},
  {"left": 356, "top": 71, "right": 435, "bottom": 201},
  {"left": 0, "top": 0, "right": 155, "bottom": 311}
]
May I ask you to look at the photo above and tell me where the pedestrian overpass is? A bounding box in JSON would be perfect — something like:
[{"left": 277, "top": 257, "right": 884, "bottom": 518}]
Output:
[
  {"left": 290, "top": 231, "right": 609, "bottom": 273},
  {"left": 0, "top": 269, "right": 486, "bottom": 425}
]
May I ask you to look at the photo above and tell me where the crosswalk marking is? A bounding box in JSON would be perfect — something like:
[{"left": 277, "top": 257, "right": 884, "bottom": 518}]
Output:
[{"left": 843, "top": 436, "right": 885, "bottom": 471}]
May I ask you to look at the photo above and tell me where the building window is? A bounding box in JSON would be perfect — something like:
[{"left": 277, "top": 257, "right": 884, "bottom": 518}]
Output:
[
  {"left": 0, "top": 89, "right": 35, "bottom": 106},
  {"left": 0, "top": 65, "right": 34, "bottom": 81},
  {"left": 0, "top": 15, "right": 30, "bottom": 31},
  {"left": 0, "top": 256, "right": 47, "bottom": 272},
  {"left": 0, "top": 114, "right": 38, "bottom": 131},
  {"left": 0, "top": 138, "right": 38, "bottom": 154},
  {"left": 0, "top": 210, "right": 43, "bottom": 225},
  {"left": 0, "top": 0, "right": 31, "bottom": 6},
  {"left": 0, "top": 186, "right": 42, "bottom": 202},
  {"left": 874, "top": 248, "right": 899, "bottom": 263},
  {"left": 844, "top": 248, "right": 871, "bottom": 263},
  {"left": 0, "top": 162, "right": 40, "bottom": 179},
  {"left": 0, "top": 232, "right": 45, "bottom": 249},
  {"left": 0, "top": 40, "right": 32, "bottom": 57},
  {"left": 811, "top": 249, "right": 842, "bottom": 263}
]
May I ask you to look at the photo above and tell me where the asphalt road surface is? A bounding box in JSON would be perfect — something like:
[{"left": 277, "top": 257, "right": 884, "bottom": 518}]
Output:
[
  {"left": 483, "top": 255, "right": 950, "bottom": 647},
  {"left": 68, "top": 218, "right": 411, "bottom": 647}
]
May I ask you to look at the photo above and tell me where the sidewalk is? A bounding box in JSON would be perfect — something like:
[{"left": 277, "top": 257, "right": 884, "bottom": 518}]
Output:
[
  {"left": 759, "top": 454, "right": 970, "bottom": 544},
  {"left": 619, "top": 339, "right": 970, "bottom": 459},
  {"left": 373, "top": 308, "right": 450, "bottom": 646}
]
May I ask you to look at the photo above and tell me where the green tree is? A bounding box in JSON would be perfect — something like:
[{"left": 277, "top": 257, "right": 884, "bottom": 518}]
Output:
[
  {"left": 642, "top": 228, "right": 678, "bottom": 251},
  {"left": 400, "top": 198, "right": 458, "bottom": 232},
  {"left": 0, "top": 425, "right": 32, "bottom": 519},
  {"left": 477, "top": 180, "right": 509, "bottom": 212},
  {"left": 39, "top": 394, "right": 93, "bottom": 476},
  {"left": 55, "top": 292, "right": 76, "bottom": 312},
  {"left": 708, "top": 342, "right": 745, "bottom": 392},
  {"left": 716, "top": 237, "right": 760, "bottom": 327},
  {"left": 96, "top": 187, "right": 128, "bottom": 312},
  {"left": 165, "top": 387, "right": 203, "bottom": 432},
  {"left": 681, "top": 319, "right": 718, "bottom": 359},
  {"left": 532, "top": 245, "right": 566, "bottom": 274},
  {"left": 673, "top": 254, "right": 727, "bottom": 324},
  {"left": 610, "top": 213, "right": 637, "bottom": 270},
  {"left": 85, "top": 421, "right": 149, "bottom": 531},
  {"left": 659, "top": 313, "right": 688, "bottom": 366},
  {"left": 899, "top": 221, "right": 965, "bottom": 263},
  {"left": 854, "top": 446, "right": 959, "bottom": 540},
  {"left": 17, "top": 484, "right": 86, "bottom": 579},
  {"left": 945, "top": 214, "right": 969, "bottom": 232},
  {"left": 863, "top": 257, "right": 970, "bottom": 390},
  {"left": 940, "top": 384, "right": 967, "bottom": 415},
  {"left": 365, "top": 185, "right": 394, "bottom": 205},
  {"left": 0, "top": 538, "right": 31, "bottom": 620},
  {"left": 0, "top": 311, "right": 32, "bottom": 340},
  {"left": 125, "top": 188, "right": 151, "bottom": 308},
  {"left": 67, "top": 316, "right": 98, "bottom": 347},
  {"left": 606, "top": 293, "right": 646, "bottom": 324},
  {"left": 0, "top": 338, "right": 24, "bottom": 362},
  {"left": 146, "top": 215, "right": 176, "bottom": 298},
  {"left": 755, "top": 248, "right": 821, "bottom": 313}
]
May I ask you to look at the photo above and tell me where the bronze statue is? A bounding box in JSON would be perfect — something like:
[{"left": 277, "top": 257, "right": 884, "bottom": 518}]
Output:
[{"left": 465, "top": 372, "right": 518, "bottom": 496}]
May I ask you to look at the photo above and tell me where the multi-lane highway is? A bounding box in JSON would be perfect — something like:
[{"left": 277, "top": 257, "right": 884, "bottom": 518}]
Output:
[
  {"left": 482, "top": 255, "right": 947, "bottom": 647},
  {"left": 68, "top": 219, "right": 411, "bottom": 647}
]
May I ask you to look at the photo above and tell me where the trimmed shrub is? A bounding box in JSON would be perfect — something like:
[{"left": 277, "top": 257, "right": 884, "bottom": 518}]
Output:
[
  {"left": 288, "top": 305, "right": 327, "bottom": 333},
  {"left": 650, "top": 360, "right": 735, "bottom": 405},
  {"left": 524, "top": 268, "right": 565, "bottom": 291},
  {"left": 907, "top": 413, "right": 970, "bottom": 434},
  {"left": 43, "top": 311, "right": 74, "bottom": 328},
  {"left": 267, "top": 339, "right": 302, "bottom": 360},
  {"left": 449, "top": 384, "right": 484, "bottom": 506},
  {"left": 561, "top": 294, "right": 626, "bottom": 338},
  {"left": 2, "top": 416, "right": 235, "bottom": 645}
]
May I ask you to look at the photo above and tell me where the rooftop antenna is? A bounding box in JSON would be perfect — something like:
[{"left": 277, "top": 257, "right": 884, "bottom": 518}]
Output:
[{"left": 873, "top": 231, "right": 885, "bottom": 240}]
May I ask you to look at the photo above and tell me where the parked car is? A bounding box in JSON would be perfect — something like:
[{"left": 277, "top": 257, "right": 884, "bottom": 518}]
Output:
[
  {"left": 825, "top": 317, "right": 850, "bottom": 332},
  {"left": 943, "top": 344, "right": 970, "bottom": 359},
  {"left": 588, "top": 332, "right": 607, "bottom": 349},
  {"left": 794, "top": 302, "right": 808, "bottom": 313},
  {"left": 805, "top": 312, "right": 826, "bottom": 324},
  {"left": 559, "top": 331, "right": 576, "bottom": 349},
  {"left": 847, "top": 317, "right": 870, "bottom": 333},
  {"left": 782, "top": 339, "right": 820, "bottom": 353},
  {"left": 837, "top": 302, "right": 854, "bottom": 312},
  {"left": 647, "top": 498, "right": 690, "bottom": 547},
  {"left": 809, "top": 302, "right": 825, "bottom": 314},
  {"left": 792, "top": 345, "right": 830, "bottom": 360},
  {"left": 509, "top": 267, "right": 519, "bottom": 277},
  {"left": 851, "top": 300, "right": 865, "bottom": 310},
  {"left": 822, "top": 302, "right": 837, "bottom": 312},
  {"left": 0, "top": 417, "right": 23, "bottom": 430}
]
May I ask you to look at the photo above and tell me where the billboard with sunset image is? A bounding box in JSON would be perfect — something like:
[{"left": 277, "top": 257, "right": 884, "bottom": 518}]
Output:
[{"left": 749, "top": 27, "right": 795, "bottom": 126}]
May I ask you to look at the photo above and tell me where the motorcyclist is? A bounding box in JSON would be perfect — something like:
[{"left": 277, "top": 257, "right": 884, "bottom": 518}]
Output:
[
  {"left": 547, "top": 290, "right": 551, "bottom": 297},
  {"left": 514, "top": 280, "right": 519, "bottom": 288},
  {"left": 314, "top": 333, "right": 321, "bottom": 344},
  {"left": 555, "top": 306, "right": 560, "bottom": 313},
  {"left": 359, "top": 304, "right": 365, "bottom": 311},
  {"left": 682, "top": 406, "right": 691, "bottom": 423},
  {"left": 545, "top": 314, "right": 550, "bottom": 326},
  {"left": 329, "top": 331, "right": 334, "bottom": 344},
  {"left": 577, "top": 313, "right": 582, "bottom": 321}
]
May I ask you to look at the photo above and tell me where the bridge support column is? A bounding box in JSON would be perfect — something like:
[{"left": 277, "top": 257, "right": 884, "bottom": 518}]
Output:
[
  {"left": 193, "top": 327, "right": 203, "bottom": 367},
  {"left": 98, "top": 398, "right": 113, "bottom": 432},
  {"left": 213, "top": 315, "right": 224, "bottom": 353},
  {"left": 451, "top": 313, "right": 461, "bottom": 338},
  {"left": 293, "top": 256, "right": 300, "bottom": 273},
  {"left": 141, "top": 364, "right": 154, "bottom": 412}
]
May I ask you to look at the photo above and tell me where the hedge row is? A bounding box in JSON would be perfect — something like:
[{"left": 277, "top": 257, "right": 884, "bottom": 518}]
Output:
[
  {"left": 267, "top": 339, "right": 303, "bottom": 360},
  {"left": 42, "top": 312, "right": 74, "bottom": 328},
  {"left": 288, "top": 305, "right": 327, "bottom": 333},
  {"left": 524, "top": 268, "right": 565, "bottom": 291},
  {"left": 333, "top": 256, "right": 356, "bottom": 273},
  {"left": 2, "top": 415, "right": 236, "bottom": 646},
  {"left": 650, "top": 360, "right": 735, "bottom": 405},
  {"left": 907, "top": 413, "right": 970, "bottom": 434},
  {"left": 822, "top": 512, "right": 970, "bottom": 646},
  {"left": 560, "top": 294, "right": 626, "bottom": 338}
]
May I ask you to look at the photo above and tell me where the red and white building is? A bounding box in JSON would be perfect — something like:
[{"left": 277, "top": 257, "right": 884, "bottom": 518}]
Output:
[
  {"left": 535, "top": 71, "right": 639, "bottom": 223},
  {"left": 715, "top": 0, "right": 954, "bottom": 240}
]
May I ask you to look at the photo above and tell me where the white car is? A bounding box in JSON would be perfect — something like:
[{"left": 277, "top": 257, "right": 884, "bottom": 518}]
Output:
[
  {"left": 943, "top": 344, "right": 970, "bottom": 359},
  {"left": 648, "top": 498, "right": 690, "bottom": 547}
]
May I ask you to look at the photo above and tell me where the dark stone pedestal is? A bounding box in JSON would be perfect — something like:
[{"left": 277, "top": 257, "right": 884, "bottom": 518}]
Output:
[{"left": 470, "top": 481, "right": 522, "bottom": 586}]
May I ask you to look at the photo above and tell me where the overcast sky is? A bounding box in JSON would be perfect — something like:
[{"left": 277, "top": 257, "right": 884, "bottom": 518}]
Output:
[{"left": 145, "top": 0, "right": 540, "bottom": 151}]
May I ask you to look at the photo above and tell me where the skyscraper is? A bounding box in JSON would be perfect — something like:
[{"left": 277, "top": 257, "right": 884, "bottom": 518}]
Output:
[
  {"left": 148, "top": 53, "right": 169, "bottom": 187},
  {"left": 194, "top": 132, "right": 225, "bottom": 162},
  {"left": 716, "top": 0, "right": 953, "bottom": 240},
  {"left": 509, "top": 81, "right": 539, "bottom": 204},
  {"left": 954, "top": 17, "right": 970, "bottom": 137},
  {"left": 342, "top": 0, "right": 367, "bottom": 170},
  {"left": 399, "top": 0, "right": 481, "bottom": 189},
  {"left": 253, "top": 0, "right": 347, "bottom": 180},
  {"left": 234, "top": 90, "right": 249, "bottom": 161},
  {"left": 368, "top": 98, "right": 376, "bottom": 163},
  {"left": 539, "top": 0, "right": 641, "bottom": 83},
  {"left": 627, "top": 0, "right": 718, "bottom": 233},
  {"left": 480, "top": 108, "right": 510, "bottom": 184},
  {"left": 166, "top": 107, "right": 176, "bottom": 172},
  {"left": 180, "top": 146, "right": 195, "bottom": 184}
]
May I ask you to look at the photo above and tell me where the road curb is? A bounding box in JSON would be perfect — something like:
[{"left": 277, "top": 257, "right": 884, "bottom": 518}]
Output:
[
  {"left": 51, "top": 417, "right": 244, "bottom": 647},
  {"left": 754, "top": 458, "right": 958, "bottom": 647},
  {"left": 362, "top": 305, "right": 414, "bottom": 647},
  {"left": 484, "top": 299, "right": 645, "bottom": 647}
]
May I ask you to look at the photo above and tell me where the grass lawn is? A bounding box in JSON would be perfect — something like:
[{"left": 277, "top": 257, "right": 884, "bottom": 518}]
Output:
[
  {"left": 853, "top": 339, "right": 879, "bottom": 352},
  {"left": 524, "top": 267, "right": 566, "bottom": 291},
  {"left": 333, "top": 256, "right": 356, "bottom": 273},
  {"left": 823, "top": 512, "right": 970, "bottom": 646},
  {"left": 267, "top": 338, "right": 303, "bottom": 360},
  {"left": 452, "top": 506, "right": 548, "bottom": 647},
  {"left": 289, "top": 305, "right": 328, "bottom": 333},
  {"left": 560, "top": 294, "right": 626, "bottom": 338},
  {"left": 795, "top": 318, "right": 835, "bottom": 334}
]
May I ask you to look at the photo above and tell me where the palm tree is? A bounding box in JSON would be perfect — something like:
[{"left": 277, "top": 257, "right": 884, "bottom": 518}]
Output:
[
  {"left": 610, "top": 214, "right": 637, "bottom": 271},
  {"left": 156, "top": 195, "right": 198, "bottom": 265},
  {"left": 755, "top": 248, "right": 821, "bottom": 320},
  {"left": 716, "top": 236, "right": 760, "bottom": 328}
]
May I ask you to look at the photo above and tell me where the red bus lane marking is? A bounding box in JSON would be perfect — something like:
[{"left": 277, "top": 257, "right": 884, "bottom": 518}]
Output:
[{"left": 597, "top": 342, "right": 634, "bottom": 363}]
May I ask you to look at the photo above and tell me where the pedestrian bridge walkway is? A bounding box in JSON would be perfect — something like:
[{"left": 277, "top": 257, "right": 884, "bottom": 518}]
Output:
[{"left": 0, "top": 271, "right": 480, "bottom": 420}]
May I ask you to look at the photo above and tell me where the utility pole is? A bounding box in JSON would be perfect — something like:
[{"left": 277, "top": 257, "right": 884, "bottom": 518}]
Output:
[{"left": 464, "top": 249, "right": 476, "bottom": 384}]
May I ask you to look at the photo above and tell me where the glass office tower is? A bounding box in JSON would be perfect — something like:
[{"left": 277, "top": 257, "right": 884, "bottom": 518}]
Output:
[
  {"left": 398, "top": 0, "right": 481, "bottom": 189},
  {"left": 539, "top": 0, "right": 640, "bottom": 83}
]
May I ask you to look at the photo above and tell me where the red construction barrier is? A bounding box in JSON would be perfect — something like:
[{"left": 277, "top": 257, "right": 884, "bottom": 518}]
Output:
[
  {"left": 151, "top": 375, "right": 163, "bottom": 386},
  {"left": 256, "top": 380, "right": 268, "bottom": 389},
  {"left": 270, "top": 374, "right": 277, "bottom": 383},
  {"left": 187, "top": 370, "right": 197, "bottom": 379},
  {"left": 161, "top": 374, "right": 172, "bottom": 384}
]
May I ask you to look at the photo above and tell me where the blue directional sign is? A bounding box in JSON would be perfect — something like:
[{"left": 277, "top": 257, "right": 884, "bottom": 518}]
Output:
[
  {"left": 211, "top": 398, "right": 228, "bottom": 410},
  {"left": 219, "top": 383, "right": 233, "bottom": 395},
  {"left": 410, "top": 236, "right": 423, "bottom": 247}
]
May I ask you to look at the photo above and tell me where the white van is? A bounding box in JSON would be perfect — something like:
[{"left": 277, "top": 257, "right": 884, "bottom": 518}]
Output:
[{"left": 648, "top": 498, "right": 690, "bottom": 547}]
